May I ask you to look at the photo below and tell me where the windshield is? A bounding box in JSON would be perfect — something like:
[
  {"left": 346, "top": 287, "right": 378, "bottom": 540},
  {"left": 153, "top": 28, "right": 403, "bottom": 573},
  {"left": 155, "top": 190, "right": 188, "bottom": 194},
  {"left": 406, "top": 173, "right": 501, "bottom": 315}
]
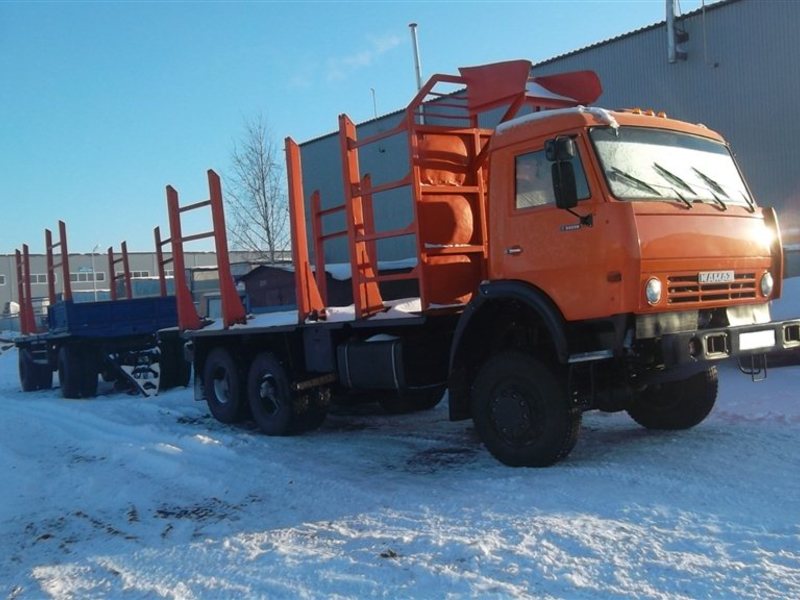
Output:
[{"left": 590, "top": 126, "right": 754, "bottom": 208}]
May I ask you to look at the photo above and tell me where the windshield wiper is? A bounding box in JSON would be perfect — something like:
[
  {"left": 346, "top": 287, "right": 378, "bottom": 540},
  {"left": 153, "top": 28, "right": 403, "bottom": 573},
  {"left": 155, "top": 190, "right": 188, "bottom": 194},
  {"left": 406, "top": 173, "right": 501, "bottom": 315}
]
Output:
[
  {"left": 691, "top": 167, "right": 728, "bottom": 197},
  {"left": 670, "top": 187, "right": 693, "bottom": 209},
  {"left": 609, "top": 167, "right": 662, "bottom": 197},
  {"left": 653, "top": 163, "right": 695, "bottom": 194},
  {"left": 689, "top": 167, "right": 731, "bottom": 210},
  {"left": 740, "top": 191, "right": 756, "bottom": 213}
]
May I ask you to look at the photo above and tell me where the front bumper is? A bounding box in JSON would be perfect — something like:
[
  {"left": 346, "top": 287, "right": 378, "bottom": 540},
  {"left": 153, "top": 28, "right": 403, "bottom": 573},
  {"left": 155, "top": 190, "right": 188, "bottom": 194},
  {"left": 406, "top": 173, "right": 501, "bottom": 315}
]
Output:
[{"left": 660, "top": 319, "right": 800, "bottom": 366}]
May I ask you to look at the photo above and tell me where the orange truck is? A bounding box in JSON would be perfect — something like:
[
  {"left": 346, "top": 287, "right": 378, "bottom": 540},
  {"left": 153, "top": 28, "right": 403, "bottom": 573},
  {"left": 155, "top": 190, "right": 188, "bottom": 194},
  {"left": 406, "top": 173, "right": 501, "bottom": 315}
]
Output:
[{"left": 166, "top": 60, "right": 800, "bottom": 467}]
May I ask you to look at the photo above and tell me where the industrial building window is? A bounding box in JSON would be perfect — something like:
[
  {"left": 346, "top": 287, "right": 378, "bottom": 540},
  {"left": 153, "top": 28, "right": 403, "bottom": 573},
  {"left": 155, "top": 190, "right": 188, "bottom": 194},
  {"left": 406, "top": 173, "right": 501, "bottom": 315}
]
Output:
[
  {"left": 116, "top": 270, "right": 151, "bottom": 279},
  {"left": 30, "top": 274, "right": 55, "bottom": 285},
  {"left": 0, "top": 275, "right": 5, "bottom": 285},
  {"left": 69, "top": 271, "right": 105, "bottom": 283}
]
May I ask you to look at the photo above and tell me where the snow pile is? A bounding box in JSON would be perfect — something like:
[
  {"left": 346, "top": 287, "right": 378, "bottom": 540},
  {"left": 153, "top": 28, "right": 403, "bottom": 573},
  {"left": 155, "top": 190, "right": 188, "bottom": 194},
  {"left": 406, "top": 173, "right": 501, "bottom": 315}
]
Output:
[{"left": 2, "top": 293, "right": 800, "bottom": 597}]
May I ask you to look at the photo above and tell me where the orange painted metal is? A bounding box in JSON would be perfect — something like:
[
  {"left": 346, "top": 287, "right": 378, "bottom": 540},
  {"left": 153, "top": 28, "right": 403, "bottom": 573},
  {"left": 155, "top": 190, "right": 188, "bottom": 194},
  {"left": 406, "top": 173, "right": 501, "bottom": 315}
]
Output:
[
  {"left": 166, "top": 185, "right": 203, "bottom": 332},
  {"left": 154, "top": 226, "right": 170, "bottom": 298},
  {"left": 45, "top": 229, "right": 57, "bottom": 305},
  {"left": 487, "top": 108, "right": 775, "bottom": 321},
  {"left": 310, "top": 190, "right": 329, "bottom": 306},
  {"left": 44, "top": 221, "right": 72, "bottom": 303},
  {"left": 207, "top": 170, "right": 247, "bottom": 328},
  {"left": 165, "top": 170, "right": 247, "bottom": 331},
  {"left": 338, "top": 115, "right": 384, "bottom": 318},
  {"left": 361, "top": 174, "right": 378, "bottom": 274},
  {"left": 15, "top": 248, "right": 37, "bottom": 335},
  {"left": 285, "top": 137, "right": 325, "bottom": 321},
  {"left": 107, "top": 242, "right": 132, "bottom": 301},
  {"left": 57, "top": 221, "right": 72, "bottom": 302}
]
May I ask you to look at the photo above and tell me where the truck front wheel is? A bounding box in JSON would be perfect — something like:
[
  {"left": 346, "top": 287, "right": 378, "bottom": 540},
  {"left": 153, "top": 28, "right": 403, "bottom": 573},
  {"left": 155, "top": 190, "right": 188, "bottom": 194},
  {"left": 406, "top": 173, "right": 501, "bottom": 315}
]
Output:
[
  {"left": 627, "top": 367, "right": 718, "bottom": 430},
  {"left": 202, "top": 348, "right": 247, "bottom": 424},
  {"left": 471, "top": 352, "right": 581, "bottom": 467}
]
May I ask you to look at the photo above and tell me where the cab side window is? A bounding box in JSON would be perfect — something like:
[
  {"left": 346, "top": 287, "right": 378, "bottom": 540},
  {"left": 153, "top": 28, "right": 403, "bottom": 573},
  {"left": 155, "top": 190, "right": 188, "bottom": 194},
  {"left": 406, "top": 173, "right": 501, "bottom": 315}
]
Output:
[{"left": 515, "top": 147, "right": 591, "bottom": 210}]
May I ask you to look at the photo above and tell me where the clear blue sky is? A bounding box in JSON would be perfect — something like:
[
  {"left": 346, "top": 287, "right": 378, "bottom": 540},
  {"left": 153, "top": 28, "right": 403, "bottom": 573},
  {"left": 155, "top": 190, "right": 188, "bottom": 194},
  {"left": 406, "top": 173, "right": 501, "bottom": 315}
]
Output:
[{"left": 1, "top": 0, "right": 708, "bottom": 254}]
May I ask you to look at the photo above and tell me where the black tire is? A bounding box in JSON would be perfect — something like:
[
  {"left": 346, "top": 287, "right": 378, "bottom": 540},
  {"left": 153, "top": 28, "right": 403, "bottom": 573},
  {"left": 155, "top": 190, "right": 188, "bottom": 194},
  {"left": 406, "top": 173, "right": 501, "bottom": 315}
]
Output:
[
  {"left": 58, "top": 345, "right": 83, "bottom": 399},
  {"left": 247, "top": 352, "right": 300, "bottom": 436},
  {"left": 296, "top": 388, "right": 329, "bottom": 432},
  {"left": 175, "top": 354, "right": 192, "bottom": 388},
  {"left": 378, "top": 385, "right": 445, "bottom": 414},
  {"left": 202, "top": 348, "right": 247, "bottom": 424},
  {"left": 471, "top": 352, "right": 581, "bottom": 467},
  {"left": 80, "top": 347, "right": 98, "bottom": 398},
  {"left": 627, "top": 367, "right": 718, "bottom": 430},
  {"left": 159, "top": 339, "right": 191, "bottom": 391},
  {"left": 19, "top": 348, "right": 52, "bottom": 392}
]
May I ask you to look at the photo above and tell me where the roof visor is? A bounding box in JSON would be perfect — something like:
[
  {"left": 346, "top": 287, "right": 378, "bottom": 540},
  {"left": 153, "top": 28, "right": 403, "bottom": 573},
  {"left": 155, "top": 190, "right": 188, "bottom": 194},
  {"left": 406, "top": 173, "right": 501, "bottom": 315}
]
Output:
[{"left": 458, "top": 60, "right": 602, "bottom": 117}]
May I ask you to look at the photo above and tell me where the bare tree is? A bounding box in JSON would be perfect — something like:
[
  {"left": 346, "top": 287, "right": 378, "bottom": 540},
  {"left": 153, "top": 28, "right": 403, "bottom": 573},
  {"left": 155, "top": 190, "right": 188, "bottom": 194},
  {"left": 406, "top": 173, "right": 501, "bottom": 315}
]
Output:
[{"left": 225, "top": 115, "right": 290, "bottom": 263}]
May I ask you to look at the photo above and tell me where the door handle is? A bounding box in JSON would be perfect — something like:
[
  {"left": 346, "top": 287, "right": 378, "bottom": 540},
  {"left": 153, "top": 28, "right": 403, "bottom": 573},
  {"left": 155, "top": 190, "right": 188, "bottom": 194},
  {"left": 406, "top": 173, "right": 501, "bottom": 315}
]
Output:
[{"left": 505, "top": 245, "right": 523, "bottom": 256}]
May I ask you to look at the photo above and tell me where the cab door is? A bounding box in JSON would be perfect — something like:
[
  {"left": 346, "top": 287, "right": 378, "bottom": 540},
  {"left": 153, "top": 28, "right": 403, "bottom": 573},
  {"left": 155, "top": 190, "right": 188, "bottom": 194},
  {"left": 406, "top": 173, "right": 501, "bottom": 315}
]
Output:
[{"left": 489, "top": 134, "right": 622, "bottom": 322}]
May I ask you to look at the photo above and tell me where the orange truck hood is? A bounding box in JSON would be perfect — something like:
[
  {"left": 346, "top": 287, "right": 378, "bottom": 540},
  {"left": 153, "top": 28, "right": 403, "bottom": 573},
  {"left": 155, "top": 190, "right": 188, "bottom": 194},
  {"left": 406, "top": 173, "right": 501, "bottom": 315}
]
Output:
[{"left": 633, "top": 202, "right": 772, "bottom": 268}]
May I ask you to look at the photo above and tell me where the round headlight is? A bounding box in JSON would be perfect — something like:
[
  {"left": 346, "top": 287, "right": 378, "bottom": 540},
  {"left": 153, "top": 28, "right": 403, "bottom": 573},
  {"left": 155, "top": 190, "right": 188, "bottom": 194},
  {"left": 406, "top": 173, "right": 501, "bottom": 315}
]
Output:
[
  {"left": 645, "top": 277, "right": 662, "bottom": 305},
  {"left": 761, "top": 272, "right": 774, "bottom": 297}
]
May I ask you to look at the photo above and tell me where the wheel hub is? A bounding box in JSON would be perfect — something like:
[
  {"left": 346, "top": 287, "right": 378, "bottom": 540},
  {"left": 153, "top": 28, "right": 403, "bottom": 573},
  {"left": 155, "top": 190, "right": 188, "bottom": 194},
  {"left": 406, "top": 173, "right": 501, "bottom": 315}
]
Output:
[
  {"left": 490, "top": 384, "right": 542, "bottom": 444},
  {"left": 212, "top": 368, "right": 230, "bottom": 405},
  {"left": 258, "top": 374, "right": 280, "bottom": 415}
]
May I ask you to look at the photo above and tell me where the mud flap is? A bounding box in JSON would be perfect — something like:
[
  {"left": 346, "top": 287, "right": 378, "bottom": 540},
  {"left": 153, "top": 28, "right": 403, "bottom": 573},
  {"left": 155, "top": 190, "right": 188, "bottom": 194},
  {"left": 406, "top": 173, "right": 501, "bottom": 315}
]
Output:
[{"left": 114, "top": 348, "right": 161, "bottom": 397}]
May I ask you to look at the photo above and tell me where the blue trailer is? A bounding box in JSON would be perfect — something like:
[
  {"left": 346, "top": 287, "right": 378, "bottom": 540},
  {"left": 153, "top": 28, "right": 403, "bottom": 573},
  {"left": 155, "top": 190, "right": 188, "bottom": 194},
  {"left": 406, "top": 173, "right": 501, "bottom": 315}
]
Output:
[{"left": 14, "top": 223, "right": 190, "bottom": 398}]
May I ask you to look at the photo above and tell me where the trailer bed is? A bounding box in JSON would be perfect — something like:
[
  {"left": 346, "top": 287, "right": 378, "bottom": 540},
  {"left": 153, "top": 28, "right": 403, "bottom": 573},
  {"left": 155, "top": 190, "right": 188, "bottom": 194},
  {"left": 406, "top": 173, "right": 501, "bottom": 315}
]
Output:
[{"left": 46, "top": 297, "right": 178, "bottom": 339}]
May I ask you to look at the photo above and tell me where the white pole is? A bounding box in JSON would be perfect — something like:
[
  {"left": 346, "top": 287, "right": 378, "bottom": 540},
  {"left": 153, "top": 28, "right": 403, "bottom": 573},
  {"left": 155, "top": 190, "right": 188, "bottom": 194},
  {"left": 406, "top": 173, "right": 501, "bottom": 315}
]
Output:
[
  {"left": 666, "top": 0, "right": 677, "bottom": 63},
  {"left": 409, "top": 23, "right": 423, "bottom": 91}
]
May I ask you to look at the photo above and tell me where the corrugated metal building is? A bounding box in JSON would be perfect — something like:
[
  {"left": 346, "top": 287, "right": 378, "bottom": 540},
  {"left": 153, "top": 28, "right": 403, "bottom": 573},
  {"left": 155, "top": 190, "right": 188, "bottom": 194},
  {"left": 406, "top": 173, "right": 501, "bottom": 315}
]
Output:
[{"left": 300, "top": 0, "right": 800, "bottom": 265}]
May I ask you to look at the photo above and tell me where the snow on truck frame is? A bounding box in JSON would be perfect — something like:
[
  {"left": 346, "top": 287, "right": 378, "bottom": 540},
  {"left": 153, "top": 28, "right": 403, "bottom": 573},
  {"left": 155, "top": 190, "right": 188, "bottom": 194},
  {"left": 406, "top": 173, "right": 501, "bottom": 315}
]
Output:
[
  {"left": 14, "top": 222, "right": 190, "bottom": 399},
  {"left": 168, "top": 60, "right": 800, "bottom": 467}
]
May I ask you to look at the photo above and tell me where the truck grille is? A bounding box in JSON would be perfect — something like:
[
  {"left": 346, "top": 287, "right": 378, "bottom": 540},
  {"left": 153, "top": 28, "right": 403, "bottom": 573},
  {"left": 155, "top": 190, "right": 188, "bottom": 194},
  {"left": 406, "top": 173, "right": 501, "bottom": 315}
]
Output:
[{"left": 667, "top": 273, "right": 757, "bottom": 304}]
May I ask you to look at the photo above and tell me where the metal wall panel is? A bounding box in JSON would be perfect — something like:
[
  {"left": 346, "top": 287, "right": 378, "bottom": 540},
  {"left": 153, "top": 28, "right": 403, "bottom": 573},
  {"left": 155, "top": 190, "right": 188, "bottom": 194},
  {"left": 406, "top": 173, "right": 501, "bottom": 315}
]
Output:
[
  {"left": 535, "top": 0, "right": 800, "bottom": 237},
  {"left": 301, "top": 0, "right": 800, "bottom": 264}
]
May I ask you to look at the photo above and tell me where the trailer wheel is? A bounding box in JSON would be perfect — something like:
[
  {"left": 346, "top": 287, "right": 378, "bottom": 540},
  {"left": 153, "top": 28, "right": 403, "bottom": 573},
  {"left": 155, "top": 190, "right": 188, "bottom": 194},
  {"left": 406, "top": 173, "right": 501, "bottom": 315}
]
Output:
[
  {"left": 58, "top": 346, "right": 83, "bottom": 399},
  {"left": 247, "top": 352, "right": 299, "bottom": 436},
  {"left": 627, "top": 367, "right": 718, "bottom": 430},
  {"left": 378, "top": 385, "right": 445, "bottom": 414},
  {"left": 470, "top": 351, "right": 581, "bottom": 467},
  {"left": 80, "top": 347, "right": 98, "bottom": 398},
  {"left": 19, "top": 348, "right": 52, "bottom": 392},
  {"left": 202, "top": 348, "right": 247, "bottom": 424},
  {"left": 159, "top": 339, "right": 191, "bottom": 391}
]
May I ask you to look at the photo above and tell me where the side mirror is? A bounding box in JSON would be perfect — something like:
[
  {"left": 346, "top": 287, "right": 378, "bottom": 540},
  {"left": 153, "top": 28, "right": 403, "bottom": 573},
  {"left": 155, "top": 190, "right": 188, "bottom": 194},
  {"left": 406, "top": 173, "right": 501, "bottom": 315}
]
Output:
[
  {"left": 552, "top": 161, "right": 578, "bottom": 210},
  {"left": 545, "top": 136, "right": 576, "bottom": 162}
]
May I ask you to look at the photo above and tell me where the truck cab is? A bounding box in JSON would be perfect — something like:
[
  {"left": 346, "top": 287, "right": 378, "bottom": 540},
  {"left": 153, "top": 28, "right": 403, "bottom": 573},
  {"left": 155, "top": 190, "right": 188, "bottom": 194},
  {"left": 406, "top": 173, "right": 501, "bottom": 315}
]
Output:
[{"left": 484, "top": 107, "right": 785, "bottom": 365}]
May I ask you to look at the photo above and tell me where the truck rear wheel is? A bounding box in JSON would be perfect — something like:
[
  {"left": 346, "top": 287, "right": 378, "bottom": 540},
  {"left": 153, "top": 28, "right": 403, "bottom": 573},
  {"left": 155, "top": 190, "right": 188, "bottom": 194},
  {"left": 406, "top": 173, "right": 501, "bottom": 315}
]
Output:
[
  {"left": 202, "top": 348, "right": 247, "bottom": 424},
  {"left": 247, "top": 352, "right": 299, "bottom": 436},
  {"left": 471, "top": 352, "right": 581, "bottom": 467},
  {"left": 19, "top": 348, "right": 52, "bottom": 392},
  {"left": 626, "top": 366, "right": 718, "bottom": 430}
]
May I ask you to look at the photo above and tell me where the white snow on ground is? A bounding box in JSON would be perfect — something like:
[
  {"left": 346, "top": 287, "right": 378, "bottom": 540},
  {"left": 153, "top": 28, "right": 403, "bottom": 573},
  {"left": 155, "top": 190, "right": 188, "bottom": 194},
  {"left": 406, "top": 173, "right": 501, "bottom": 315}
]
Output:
[{"left": 2, "top": 289, "right": 800, "bottom": 598}]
